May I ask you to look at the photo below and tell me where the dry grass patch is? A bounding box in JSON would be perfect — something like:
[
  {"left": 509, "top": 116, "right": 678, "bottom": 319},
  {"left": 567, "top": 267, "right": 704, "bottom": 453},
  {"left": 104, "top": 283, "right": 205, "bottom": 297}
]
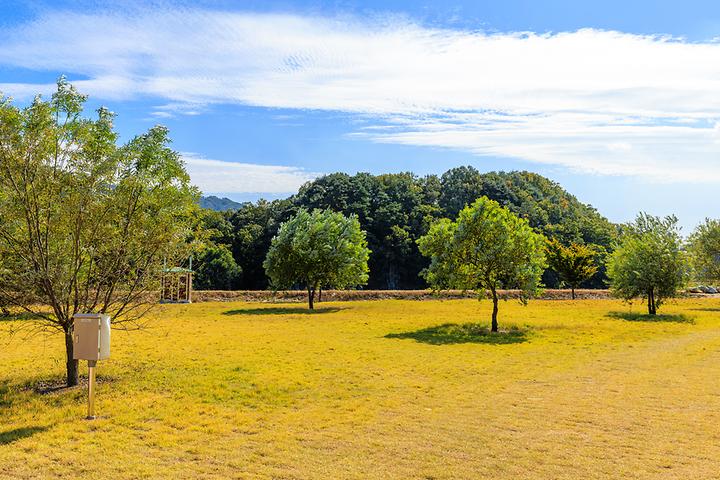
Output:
[{"left": 2, "top": 298, "right": 720, "bottom": 479}]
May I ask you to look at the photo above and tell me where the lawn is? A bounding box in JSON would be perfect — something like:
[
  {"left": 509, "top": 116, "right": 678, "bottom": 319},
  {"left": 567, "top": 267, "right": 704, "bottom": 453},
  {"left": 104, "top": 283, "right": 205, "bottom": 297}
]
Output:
[{"left": 2, "top": 298, "right": 720, "bottom": 479}]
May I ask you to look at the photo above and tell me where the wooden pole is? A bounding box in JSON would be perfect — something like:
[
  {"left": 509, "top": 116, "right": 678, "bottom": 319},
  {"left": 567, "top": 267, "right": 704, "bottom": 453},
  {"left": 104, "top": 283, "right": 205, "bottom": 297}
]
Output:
[{"left": 87, "top": 360, "right": 97, "bottom": 419}]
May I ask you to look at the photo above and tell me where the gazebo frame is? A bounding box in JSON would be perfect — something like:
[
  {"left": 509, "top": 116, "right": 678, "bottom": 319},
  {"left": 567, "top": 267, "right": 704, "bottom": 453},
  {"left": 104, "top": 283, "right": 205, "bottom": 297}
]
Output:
[{"left": 160, "top": 260, "right": 194, "bottom": 304}]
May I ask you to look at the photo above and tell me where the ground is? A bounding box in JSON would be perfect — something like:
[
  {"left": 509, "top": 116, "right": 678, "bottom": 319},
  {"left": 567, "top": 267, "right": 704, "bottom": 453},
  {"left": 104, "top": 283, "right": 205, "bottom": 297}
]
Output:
[{"left": 2, "top": 298, "right": 720, "bottom": 479}]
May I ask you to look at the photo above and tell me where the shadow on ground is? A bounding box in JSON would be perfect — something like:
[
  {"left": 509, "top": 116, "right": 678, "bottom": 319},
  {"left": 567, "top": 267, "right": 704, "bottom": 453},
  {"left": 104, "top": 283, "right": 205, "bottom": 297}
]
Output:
[
  {"left": 607, "top": 311, "right": 694, "bottom": 323},
  {"left": 385, "top": 323, "right": 528, "bottom": 345},
  {"left": 690, "top": 307, "right": 720, "bottom": 312},
  {"left": 0, "top": 426, "right": 49, "bottom": 445},
  {"left": 0, "top": 312, "right": 45, "bottom": 322},
  {"left": 223, "top": 306, "right": 343, "bottom": 316},
  {"left": 35, "top": 375, "right": 117, "bottom": 395}
]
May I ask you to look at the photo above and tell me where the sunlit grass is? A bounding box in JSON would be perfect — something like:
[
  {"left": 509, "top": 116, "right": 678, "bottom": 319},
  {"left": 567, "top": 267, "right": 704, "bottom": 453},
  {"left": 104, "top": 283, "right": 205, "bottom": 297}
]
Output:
[{"left": 2, "top": 298, "right": 720, "bottom": 478}]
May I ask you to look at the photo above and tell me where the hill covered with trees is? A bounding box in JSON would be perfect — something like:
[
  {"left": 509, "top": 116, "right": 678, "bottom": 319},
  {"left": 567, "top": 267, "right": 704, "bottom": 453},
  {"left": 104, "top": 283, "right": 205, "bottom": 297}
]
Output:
[
  {"left": 199, "top": 195, "right": 243, "bottom": 211},
  {"left": 195, "top": 167, "right": 618, "bottom": 290}
]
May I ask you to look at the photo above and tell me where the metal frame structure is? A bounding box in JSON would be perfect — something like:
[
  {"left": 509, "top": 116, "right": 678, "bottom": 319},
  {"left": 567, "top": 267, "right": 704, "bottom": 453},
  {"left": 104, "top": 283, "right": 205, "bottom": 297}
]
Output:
[{"left": 160, "top": 259, "right": 194, "bottom": 303}]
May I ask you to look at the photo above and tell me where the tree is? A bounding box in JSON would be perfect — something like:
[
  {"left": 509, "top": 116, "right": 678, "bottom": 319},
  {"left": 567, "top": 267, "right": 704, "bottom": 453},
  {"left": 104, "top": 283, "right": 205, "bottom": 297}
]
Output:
[
  {"left": 193, "top": 244, "right": 242, "bottom": 290},
  {"left": 607, "top": 213, "right": 689, "bottom": 315},
  {"left": 228, "top": 199, "right": 295, "bottom": 290},
  {"left": 688, "top": 218, "right": 720, "bottom": 284},
  {"left": 196, "top": 168, "right": 615, "bottom": 293},
  {"left": 264, "top": 209, "right": 370, "bottom": 309},
  {"left": 439, "top": 166, "right": 484, "bottom": 218},
  {"left": 417, "top": 197, "right": 547, "bottom": 332},
  {"left": 295, "top": 172, "right": 439, "bottom": 289},
  {"left": 0, "top": 79, "right": 198, "bottom": 386},
  {"left": 545, "top": 239, "right": 599, "bottom": 299}
]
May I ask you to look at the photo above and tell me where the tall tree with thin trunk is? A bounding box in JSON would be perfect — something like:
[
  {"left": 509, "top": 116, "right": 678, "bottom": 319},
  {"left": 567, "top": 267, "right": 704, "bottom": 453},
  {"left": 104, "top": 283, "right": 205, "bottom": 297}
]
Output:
[
  {"left": 417, "top": 197, "right": 546, "bottom": 332},
  {"left": 0, "top": 79, "right": 198, "bottom": 386},
  {"left": 263, "top": 209, "right": 370, "bottom": 309},
  {"left": 545, "top": 239, "right": 599, "bottom": 299},
  {"left": 607, "top": 213, "right": 689, "bottom": 315}
]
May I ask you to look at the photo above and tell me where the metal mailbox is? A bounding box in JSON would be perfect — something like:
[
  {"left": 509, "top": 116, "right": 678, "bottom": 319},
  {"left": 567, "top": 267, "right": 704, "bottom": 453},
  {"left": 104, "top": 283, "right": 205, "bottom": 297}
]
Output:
[{"left": 73, "top": 313, "right": 111, "bottom": 361}]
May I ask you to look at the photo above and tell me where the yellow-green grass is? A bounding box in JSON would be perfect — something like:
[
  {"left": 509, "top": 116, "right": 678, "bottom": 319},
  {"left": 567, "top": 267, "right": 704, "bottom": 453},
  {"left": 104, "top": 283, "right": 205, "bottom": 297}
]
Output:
[{"left": 2, "top": 298, "right": 720, "bottom": 479}]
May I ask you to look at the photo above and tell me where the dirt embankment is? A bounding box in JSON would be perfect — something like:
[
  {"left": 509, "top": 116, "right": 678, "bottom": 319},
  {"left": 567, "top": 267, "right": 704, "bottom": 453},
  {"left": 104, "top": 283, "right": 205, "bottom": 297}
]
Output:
[{"left": 191, "top": 289, "right": 613, "bottom": 303}]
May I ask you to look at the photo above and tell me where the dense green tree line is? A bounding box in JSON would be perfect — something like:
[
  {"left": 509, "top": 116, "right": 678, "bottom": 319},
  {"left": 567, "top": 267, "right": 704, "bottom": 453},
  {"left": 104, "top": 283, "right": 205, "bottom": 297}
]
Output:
[{"left": 194, "top": 167, "right": 619, "bottom": 290}]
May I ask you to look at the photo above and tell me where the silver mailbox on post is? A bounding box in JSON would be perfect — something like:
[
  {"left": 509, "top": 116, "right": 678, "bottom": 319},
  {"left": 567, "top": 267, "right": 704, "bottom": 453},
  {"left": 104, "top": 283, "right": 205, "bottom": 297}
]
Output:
[
  {"left": 72, "top": 313, "right": 110, "bottom": 419},
  {"left": 73, "top": 313, "right": 111, "bottom": 360}
]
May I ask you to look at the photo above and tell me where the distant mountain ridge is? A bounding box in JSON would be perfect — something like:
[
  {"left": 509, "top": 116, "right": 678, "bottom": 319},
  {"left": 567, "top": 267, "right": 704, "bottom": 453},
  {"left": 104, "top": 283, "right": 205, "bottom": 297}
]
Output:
[{"left": 199, "top": 196, "right": 244, "bottom": 211}]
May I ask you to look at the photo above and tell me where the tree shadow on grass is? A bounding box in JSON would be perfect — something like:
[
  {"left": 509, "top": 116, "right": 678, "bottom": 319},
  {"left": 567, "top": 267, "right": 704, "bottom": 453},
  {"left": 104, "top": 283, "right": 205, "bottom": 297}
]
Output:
[
  {"left": 223, "top": 306, "right": 343, "bottom": 316},
  {"left": 0, "top": 312, "right": 45, "bottom": 323},
  {"left": 15, "top": 375, "right": 117, "bottom": 396},
  {"left": 607, "top": 311, "right": 694, "bottom": 323},
  {"left": 0, "top": 426, "right": 49, "bottom": 445},
  {"left": 385, "top": 323, "right": 528, "bottom": 345},
  {"left": 690, "top": 307, "right": 720, "bottom": 312}
]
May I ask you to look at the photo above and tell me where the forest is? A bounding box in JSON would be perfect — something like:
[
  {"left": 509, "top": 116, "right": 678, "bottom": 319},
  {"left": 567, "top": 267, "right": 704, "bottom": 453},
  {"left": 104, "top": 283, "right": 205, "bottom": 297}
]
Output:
[{"left": 193, "top": 166, "right": 618, "bottom": 291}]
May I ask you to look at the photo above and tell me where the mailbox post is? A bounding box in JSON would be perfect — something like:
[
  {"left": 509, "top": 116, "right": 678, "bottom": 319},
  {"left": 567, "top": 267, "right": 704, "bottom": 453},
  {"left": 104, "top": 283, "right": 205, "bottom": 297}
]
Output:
[{"left": 72, "top": 313, "right": 111, "bottom": 419}]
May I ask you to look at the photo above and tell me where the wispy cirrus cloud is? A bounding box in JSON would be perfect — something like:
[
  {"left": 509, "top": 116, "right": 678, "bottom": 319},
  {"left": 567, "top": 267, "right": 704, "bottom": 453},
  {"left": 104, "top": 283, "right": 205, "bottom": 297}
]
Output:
[{"left": 1, "top": 7, "right": 720, "bottom": 182}]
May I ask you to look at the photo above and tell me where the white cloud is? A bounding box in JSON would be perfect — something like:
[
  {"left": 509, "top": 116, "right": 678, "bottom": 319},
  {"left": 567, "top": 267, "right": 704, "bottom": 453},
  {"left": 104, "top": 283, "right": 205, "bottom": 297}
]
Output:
[
  {"left": 182, "top": 154, "right": 316, "bottom": 194},
  {"left": 1, "top": 8, "right": 720, "bottom": 181},
  {"left": 150, "top": 102, "right": 207, "bottom": 118}
]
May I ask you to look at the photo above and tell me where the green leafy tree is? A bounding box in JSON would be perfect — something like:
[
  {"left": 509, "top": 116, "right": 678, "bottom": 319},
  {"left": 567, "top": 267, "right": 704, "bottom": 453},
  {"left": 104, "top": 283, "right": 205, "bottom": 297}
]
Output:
[
  {"left": 545, "top": 239, "right": 599, "bottom": 299},
  {"left": 228, "top": 199, "right": 295, "bottom": 289},
  {"left": 418, "top": 197, "right": 547, "bottom": 332},
  {"left": 0, "top": 79, "right": 198, "bottom": 386},
  {"left": 439, "top": 166, "right": 484, "bottom": 218},
  {"left": 688, "top": 218, "right": 720, "bottom": 284},
  {"left": 607, "top": 213, "right": 689, "bottom": 315},
  {"left": 263, "top": 209, "right": 370, "bottom": 309},
  {"left": 198, "top": 168, "right": 615, "bottom": 293},
  {"left": 295, "top": 172, "right": 439, "bottom": 289},
  {"left": 194, "top": 244, "right": 242, "bottom": 290}
]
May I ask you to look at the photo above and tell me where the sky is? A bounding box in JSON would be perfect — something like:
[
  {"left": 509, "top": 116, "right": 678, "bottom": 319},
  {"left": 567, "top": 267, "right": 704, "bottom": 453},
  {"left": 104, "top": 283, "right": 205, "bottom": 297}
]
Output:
[{"left": 2, "top": 0, "right": 720, "bottom": 232}]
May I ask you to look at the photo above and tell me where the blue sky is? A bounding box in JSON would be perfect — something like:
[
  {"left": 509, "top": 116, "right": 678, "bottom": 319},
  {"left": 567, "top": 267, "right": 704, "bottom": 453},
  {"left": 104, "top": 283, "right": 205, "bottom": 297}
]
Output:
[{"left": 2, "top": 0, "right": 720, "bottom": 231}]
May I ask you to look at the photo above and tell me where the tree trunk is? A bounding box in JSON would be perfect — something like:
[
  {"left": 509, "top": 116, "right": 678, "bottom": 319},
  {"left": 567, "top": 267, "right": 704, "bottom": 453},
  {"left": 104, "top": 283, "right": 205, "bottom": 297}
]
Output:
[
  {"left": 491, "top": 288, "right": 499, "bottom": 332},
  {"left": 647, "top": 287, "right": 656, "bottom": 315},
  {"left": 64, "top": 329, "right": 79, "bottom": 387},
  {"left": 571, "top": 287, "right": 576, "bottom": 300},
  {"left": 652, "top": 289, "right": 656, "bottom": 314},
  {"left": 308, "top": 287, "right": 315, "bottom": 310},
  {"left": 318, "top": 288, "right": 322, "bottom": 303}
]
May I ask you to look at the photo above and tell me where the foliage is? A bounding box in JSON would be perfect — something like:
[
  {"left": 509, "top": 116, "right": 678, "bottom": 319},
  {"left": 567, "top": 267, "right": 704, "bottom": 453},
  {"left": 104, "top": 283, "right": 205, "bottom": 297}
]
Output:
[
  {"left": 263, "top": 209, "right": 370, "bottom": 308},
  {"left": 439, "top": 168, "right": 617, "bottom": 250},
  {"left": 264, "top": 168, "right": 615, "bottom": 290},
  {"left": 545, "top": 239, "right": 599, "bottom": 298},
  {"left": 417, "top": 196, "right": 547, "bottom": 331},
  {"left": 607, "top": 213, "right": 690, "bottom": 315},
  {"left": 193, "top": 169, "right": 615, "bottom": 292},
  {"left": 0, "top": 78, "right": 198, "bottom": 385},
  {"left": 438, "top": 165, "right": 485, "bottom": 218},
  {"left": 687, "top": 218, "right": 720, "bottom": 283},
  {"left": 193, "top": 244, "right": 242, "bottom": 290},
  {"left": 227, "top": 199, "right": 295, "bottom": 289},
  {"left": 294, "top": 172, "right": 440, "bottom": 289}
]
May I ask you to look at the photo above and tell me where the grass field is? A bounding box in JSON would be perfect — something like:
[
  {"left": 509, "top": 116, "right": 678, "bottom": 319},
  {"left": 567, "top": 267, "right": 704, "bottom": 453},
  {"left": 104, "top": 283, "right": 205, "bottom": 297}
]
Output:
[{"left": 2, "top": 298, "right": 720, "bottom": 479}]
